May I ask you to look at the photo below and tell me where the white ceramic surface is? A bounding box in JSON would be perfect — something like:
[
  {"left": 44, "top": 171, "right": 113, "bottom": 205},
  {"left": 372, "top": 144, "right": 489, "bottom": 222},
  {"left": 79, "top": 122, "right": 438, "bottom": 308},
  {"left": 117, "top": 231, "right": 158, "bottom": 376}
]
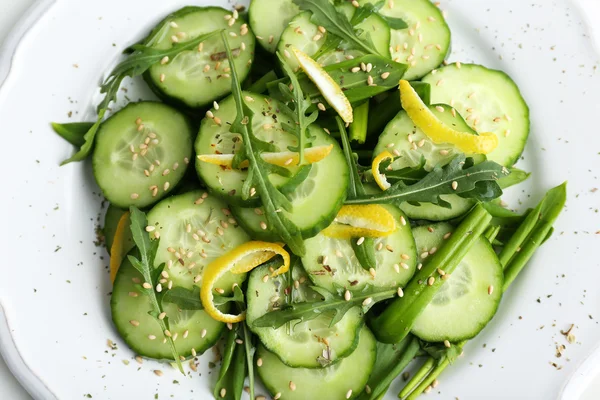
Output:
[{"left": 0, "top": 0, "right": 599, "bottom": 399}]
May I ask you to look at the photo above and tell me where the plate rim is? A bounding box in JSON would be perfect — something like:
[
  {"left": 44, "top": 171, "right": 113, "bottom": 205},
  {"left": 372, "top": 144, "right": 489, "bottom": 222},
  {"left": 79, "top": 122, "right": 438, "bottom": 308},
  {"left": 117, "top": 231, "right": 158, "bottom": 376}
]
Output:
[{"left": 0, "top": 0, "right": 59, "bottom": 398}]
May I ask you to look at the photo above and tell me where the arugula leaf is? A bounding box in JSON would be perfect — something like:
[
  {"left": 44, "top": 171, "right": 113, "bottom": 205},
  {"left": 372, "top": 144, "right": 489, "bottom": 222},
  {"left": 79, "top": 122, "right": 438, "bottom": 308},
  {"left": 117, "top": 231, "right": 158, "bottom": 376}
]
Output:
[
  {"left": 353, "top": 1, "right": 408, "bottom": 30},
  {"left": 51, "top": 122, "right": 94, "bottom": 147},
  {"left": 252, "top": 285, "right": 396, "bottom": 329},
  {"left": 241, "top": 322, "right": 255, "bottom": 399},
  {"left": 345, "top": 155, "right": 506, "bottom": 207},
  {"left": 214, "top": 324, "right": 247, "bottom": 400},
  {"left": 420, "top": 341, "right": 462, "bottom": 364},
  {"left": 293, "top": 0, "right": 381, "bottom": 55},
  {"left": 57, "top": 28, "right": 221, "bottom": 165},
  {"left": 221, "top": 32, "right": 305, "bottom": 255},
  {"left": 127, "top": 206, "right": 184, "bottom": 373},
  {"left": 356, "top": 336, "right": 420, "bottom": 400},
  {"left": 277, "top": 53, "right": 318, "bottom": 165},
  {"left": 162, "top": 285, "right": 244, "bottom": 310},
  {"left": 269, "top": 55, "right": 407, "bottom": 107}
]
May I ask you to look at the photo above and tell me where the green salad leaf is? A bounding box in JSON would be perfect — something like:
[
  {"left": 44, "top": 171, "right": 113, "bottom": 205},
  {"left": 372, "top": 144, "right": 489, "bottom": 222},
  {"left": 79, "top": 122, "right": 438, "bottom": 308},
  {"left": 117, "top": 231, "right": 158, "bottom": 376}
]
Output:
[
  {"left": 293, "top": 0, "right": 382, "bottom": 55},
  {"left": 252, "top": 284, "right": 397, "bottom": 329},
  {"left": 221, "top": 32, "right": 305, "bottom": 255},
  {"left": 162, "top": 285, "right": 244, "bottom": 310},
  {"left": 57, "top": 28, "right": 221, "bottom": 165},
  {"left": 277, "top": 53, "right": 318, "bottom": 165},
  {"left": 51, "top": 122, "right": 94, "bottom": 147},
  {"left": 127, "top": 206, "right": 184, "bottom": 374},
  {"left": 345, "top": 155, "right": 506, "bottom": 207}
]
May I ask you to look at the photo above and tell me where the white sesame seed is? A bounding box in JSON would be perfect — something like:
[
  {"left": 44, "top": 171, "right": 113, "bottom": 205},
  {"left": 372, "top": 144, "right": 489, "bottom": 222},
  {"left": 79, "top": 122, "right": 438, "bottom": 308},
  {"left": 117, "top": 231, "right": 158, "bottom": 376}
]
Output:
[
  {"left": 142, "top": 282, "right": 152, "bottom": 289},
  {"left": 313, "top": 34, "right": 323, "bottom": 41},
  {"left": 346, "top": 389, "right": 353, "bottom": 399},
  {"left": 171, "top": 35, "right": 179, "bottom": 43},
  {"left": 400, "top": 216, "right": 407, "bottom": 226},
  {"left": 356, "top": 237, "right": 365, "bottom": 245},
  {"left": 362, "top": 297, "right": 373, "bottom": 306},
  {"left": 427, "top": 276, "right": 435, "bottom": 286},
  {"left": 158, "top": 312, "right": 166, "bottom": 320},
  {"left": 317, "top": 103, "right": 326, "bottom": 111},
  {"left": 289, "top": 381, "right": 297, "bottom": 391},
  {"left": 392, "top": 149, "right": 401, "bottom": 156},
  {"left": 351, "top": 0, "right": 359, "bottom": 7},
  {"left": 437, "top": 79, "right": 444, "bottom": 86},
  {"left": 452, "top": 181, "right": 458, "bottom": 190},
  {"left": 257, "top": 357, "right": 263, "bottom": 367},
  {"left": 369, "top": 268, "right": 376, "bottom": 278},
  {"left": 154, "top": 370, "right": 163, "bottom": 377},
  {"left": 344, "top": 290, "right": 352, "bottom": 301},
  {"left": 444, "top": 340, "right": 451, "bottom": 348},
  {"left": 284, "top": 49, "right": 291, "bottom": 58},
  {"left": 130, "top": 320, "right": 140, "bottom": 327},
  {"left": 421, "top": 251, "right": 429, "bottom": 259},
  {"left": 220, "top": 388, "right": 227, "bottom": 398},
  {"left": 400, "top": 262, "right": 409, "bottom": 270},
  {"left": 262, "top": 274, "right": 269, "bottom": 283},
  {"left": 393, "top": 264, "right": 400, "bottom": 273},
  {"left": 488, "top": 285, "right": 494, "bottom": 295},
  {"left": 381, "top": 72, "right": 390, "bottom": 79},
  {"left": 260, "top": 221, "right": 268, "bottom": 230}
]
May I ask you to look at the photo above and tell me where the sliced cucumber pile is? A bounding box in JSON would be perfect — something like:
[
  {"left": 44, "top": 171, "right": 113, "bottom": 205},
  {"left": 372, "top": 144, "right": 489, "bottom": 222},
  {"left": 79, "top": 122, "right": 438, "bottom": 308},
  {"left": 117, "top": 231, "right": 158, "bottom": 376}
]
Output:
[
  {"left": 422, "top": 63, "right": 530, "bottom": 167},
  {"left": 146, "top": 191, "right": 251, "bottom": 292},
  {"left": 256, "top": 326, "right": 377, "bottom": 400},
  {"left": 144, "top": 6, "right": 256, "bottom": 109},
  {"left": 249, "top": 0, "right": 299, "bottom": 53},
  {"left": 196, "top": 92, "right": 348, "bottom": 238},
  {"left": 359, "top": 0, "right": 450, "bottom": 80},
  {"left": 302, "top": 205, "right": 417, "bottom": 292},
  {"left": 247, "top": 263, "right": 363, "bottom": 368},
  {"left": 111, "top": 251, "right": 225, "bottom": 359},
  {"left": 373, "top": 104, "right": 479, "bottom": 221},
  {"left": 92, "top": 102, "right": 193, "bottom": 209},
  {"left": 411, "top": 223, "right": 504, "bottom": 342}
]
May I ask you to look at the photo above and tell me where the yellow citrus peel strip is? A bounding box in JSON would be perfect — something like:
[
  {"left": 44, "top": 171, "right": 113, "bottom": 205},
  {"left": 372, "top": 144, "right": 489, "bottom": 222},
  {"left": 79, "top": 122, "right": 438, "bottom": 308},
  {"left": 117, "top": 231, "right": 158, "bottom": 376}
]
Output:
[
  {"left": 201, "top": 241, "right": 290, "bottom": 323},
  {"left": 322, "top": 205, "right": 397, "bottom": 239},
  {"left": 372, "top": 150, "right": 394, "bottom": 191},
  {"left": 197, "top": 144, "right": 333, "bottom": 169},
  {"left": 110, "top": 212, "right": 130, "bottom": 284},
  {"left": 291, "top": 47, "right": 354, "bottom": 124},
  {"left": 399, "top": 80, "right": 498, "bottom": 154}
]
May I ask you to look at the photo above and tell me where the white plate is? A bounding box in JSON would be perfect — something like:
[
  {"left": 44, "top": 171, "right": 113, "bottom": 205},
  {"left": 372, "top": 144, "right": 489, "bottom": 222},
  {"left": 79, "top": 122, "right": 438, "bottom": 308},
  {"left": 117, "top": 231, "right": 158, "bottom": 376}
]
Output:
[{"left": 0, "top": 0, "right": 599, "bottom": 399}]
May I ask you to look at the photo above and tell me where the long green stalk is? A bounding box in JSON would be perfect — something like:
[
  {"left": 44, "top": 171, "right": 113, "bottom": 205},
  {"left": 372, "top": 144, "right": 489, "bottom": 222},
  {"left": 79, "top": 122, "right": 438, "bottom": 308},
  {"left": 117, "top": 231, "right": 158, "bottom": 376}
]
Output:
[
  {"left": 350, "top": 102, "right": 370, "bottom": 144},
  {"left": 399, "top": 183, "right": 567, "bottom": 399},
  {"left": 369, "top": 204, "right": 492, "bottom": 343}
]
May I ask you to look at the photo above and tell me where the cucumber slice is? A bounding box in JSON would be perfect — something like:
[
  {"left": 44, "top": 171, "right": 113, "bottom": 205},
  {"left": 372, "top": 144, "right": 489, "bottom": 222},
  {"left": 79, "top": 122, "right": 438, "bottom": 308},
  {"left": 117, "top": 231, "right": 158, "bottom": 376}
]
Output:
[
  {"left": 278, "top": 8, "right": 390, "bottom": 70},
  {"left": 302, "top": 205, "right": 417, "bottom": 292},
  {"left": 230, "top": 135, "right": 348, "bottom": 240},
  {"left": 144, "top": 6, "right": 256, "bottom": 109},
  {"left": 422, "top": 63, "right": 530, "bottom": 167},
  {"left": 256, "top": 326, "right": 376, "bottom": 400},
  {"left": 146, "top": 191, "right": 251, "bottom": 292},
  {"left": 373, "top": 105, "right": 478, "bottom": 221},
  {"left": 374, "top": 105, "right": 478, "bottom": 172},
  {"left": 247, "top": 263, "right": 363, "bottom": 368},
  {"left": 249, "top": 0, "right": 299, "bottom": 53},
  {"left": 92, "top": 102, "right": 193, "bottom": 209},
  {"left": 411, "top": 223, "right": 503, "bottom": 342},
  {"left": 195, "top": 92, "right": 348, "bottom": 213},
  {"left": 359, "top": 0, "right": 451, "bottom": 80},
  {"left": 111, "top": 252, "right": 225, "bottom": 360}
]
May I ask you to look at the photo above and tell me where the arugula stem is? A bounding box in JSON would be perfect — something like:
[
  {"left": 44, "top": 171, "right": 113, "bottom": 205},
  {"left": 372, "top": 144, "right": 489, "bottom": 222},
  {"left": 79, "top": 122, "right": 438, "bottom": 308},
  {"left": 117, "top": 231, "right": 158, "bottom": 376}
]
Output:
[
  {"left": 364, "top": 337, "right": 420, "bottom": 400},
  {"left": 369, "top": 204, "right": 492, "bottom": 343},
  {"left": 398, "top": 357, "right": 436, "bottom": 399},
  {"left": 350, "top": 102, "right": 370, "bottom": 144}
]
